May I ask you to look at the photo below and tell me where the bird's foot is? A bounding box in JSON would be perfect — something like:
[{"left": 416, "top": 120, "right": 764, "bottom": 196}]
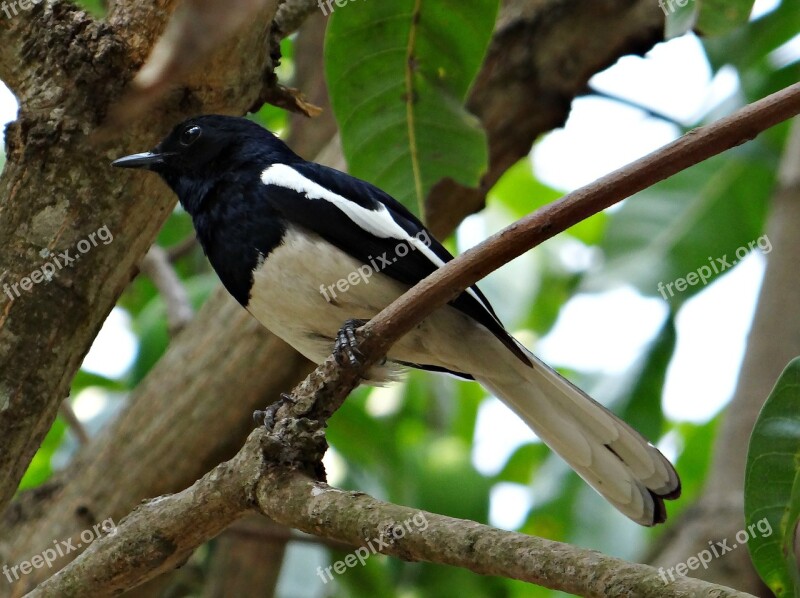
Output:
[
  {"left": 253, "top": 392, "right": 296, "bottom": 431},
  {"left": 334, "top": 319, "right": 367, "bottom": 367}
]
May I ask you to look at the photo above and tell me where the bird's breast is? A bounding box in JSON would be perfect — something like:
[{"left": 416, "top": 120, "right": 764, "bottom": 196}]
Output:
[{"left": 245, "top": 225, "right": 410, "bottom": 364}]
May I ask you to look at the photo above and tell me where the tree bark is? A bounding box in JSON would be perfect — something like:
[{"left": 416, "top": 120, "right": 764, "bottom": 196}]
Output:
[{"left": 0, "top": 0, "right": 281, "bottom": 515}]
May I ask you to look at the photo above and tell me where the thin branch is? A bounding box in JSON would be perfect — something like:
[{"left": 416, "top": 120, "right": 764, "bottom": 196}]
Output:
[
  {"left": 586, "top": 85, "right": 686, "bottom": 127},
  {"left": 30, "top": 438, "right": 260, "bottom": 597},
  {"left": 29, "top": 80, "right": 800, "bottom": 598},
  {"left": 274, "top": 0, "right": 322, "bottom": 37},
  {"left": 3, "top": 0, "right": 670, "bottom": 578},
  {"left": 357, "top": 82, "right": 800, "bottom": 361},
  {"left": 139, "top": 245, "right": 194, "bottom": 335},
  {"left": 58, "top": 400, "right": 90, "bottom": 447},
  {"left": 165, "top": 233, "right": 198, "bottom": 263},
  {"left": 257, "top": 471, "right": 752, "bottom": 598}
]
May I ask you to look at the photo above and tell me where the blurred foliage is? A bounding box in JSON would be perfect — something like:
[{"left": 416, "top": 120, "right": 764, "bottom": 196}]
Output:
[
  {"left": 665, "top": 0, "right": 756, "bottom": 38},
  {"left": 582, "top": 149, "right": 775, "bottom": 306},
  {"left": 10, "top": 1, "right": 798, "bottom": 596},
  {"left": 17, "top": 417, "right": 66, "bottom": 491},
  {"left": 73, "top": 0, "right": 105, "bottom": 17},
  {"left": 745, "top": 357, "right": 800, "bottom": 596},
  {"left": 696, "top": 0, "right": 757, "bottom": 36}
]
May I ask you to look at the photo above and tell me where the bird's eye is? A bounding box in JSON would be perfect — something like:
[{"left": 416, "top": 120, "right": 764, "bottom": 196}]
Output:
[{"left": 180, "top": 125, "right": 202, "bottom": 147}]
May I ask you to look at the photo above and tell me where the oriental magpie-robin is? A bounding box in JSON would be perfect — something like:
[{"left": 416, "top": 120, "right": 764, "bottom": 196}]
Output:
[{"left": 113, "top": 115, "right": 680, "bottom": 525}]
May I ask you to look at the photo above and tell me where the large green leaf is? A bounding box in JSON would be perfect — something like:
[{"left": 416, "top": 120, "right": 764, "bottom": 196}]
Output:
[
  {"left": 745, "top": 357, "right": 800, "bottom": 596},
  {"left": 324, "top": 0, "right": 499, "bottom": 218}
]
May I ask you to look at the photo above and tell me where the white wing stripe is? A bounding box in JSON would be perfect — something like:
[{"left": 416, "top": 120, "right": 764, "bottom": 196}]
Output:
[{"left": 261, "top": 163, "right": 495, "bottom": 316}]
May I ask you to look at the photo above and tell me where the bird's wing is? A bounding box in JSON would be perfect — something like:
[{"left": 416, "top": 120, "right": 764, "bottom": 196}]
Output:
[{"left": 259, "top": 161, "right": 530, "bottom": 366}]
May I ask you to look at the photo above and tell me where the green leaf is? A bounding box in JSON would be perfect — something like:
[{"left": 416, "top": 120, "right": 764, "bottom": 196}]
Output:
[
  {"left": 74, "top": 0, "right": 105, "bottom": 16},
  {"left": 617, "top": 315, "right": 675, "bottom": 441},
  {"left": 325, "top": 0, "right": 499, "bottom": 218},
  {"left": 696, "top": 0, "right": 757, "bottom": 37},
  {"left": 72, "top": 369, "right": 128, "bottom": 393},
  {"left": 129, "top": 274, "right": 219, "bottom": 384},
  {"left": 18, "top": 417, "right": 67, "bottom": 491},
  {"left": 745, "top": 357, "right": 800, "bottom": 596},
  {"left": 582, "top": 149, "right": 774, "bottom": 305},
  {"left": 495, "top": 442, "right": 550, "bottom": 484},
  {"left": 669, "top": 417, "right": 719, "bottom": 519},
  {"left": 704, "top": 0, "right": 800, "bottom": 74},
  {"left": 521, "top": 265, "right": 580, "bottom": 337}
]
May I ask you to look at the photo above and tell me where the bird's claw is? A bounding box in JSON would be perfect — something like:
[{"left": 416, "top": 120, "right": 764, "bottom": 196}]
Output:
[
  {"left": 254, "top": 392, "right": 295, "bottom": 431},
  {"left": 334, "top": 319, "right": 365, "bottom": 367}
]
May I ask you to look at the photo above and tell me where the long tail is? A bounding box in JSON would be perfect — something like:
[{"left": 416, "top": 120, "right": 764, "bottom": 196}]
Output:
[{"left": 476, "top": 350, "right": 681, "bottom": 526}]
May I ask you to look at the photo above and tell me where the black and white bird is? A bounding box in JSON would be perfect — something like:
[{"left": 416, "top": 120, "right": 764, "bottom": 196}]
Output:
[{"left": 113, "top": 115, "right": 680, "bottom": 526}]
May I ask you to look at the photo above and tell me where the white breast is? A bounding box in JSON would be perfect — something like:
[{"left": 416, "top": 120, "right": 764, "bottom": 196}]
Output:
[
  {"left": 246, "top": 225, "right": 506, "bottom": 384},
  {"left": 246, "top": 225, "right": 409, "bottom": 382}
]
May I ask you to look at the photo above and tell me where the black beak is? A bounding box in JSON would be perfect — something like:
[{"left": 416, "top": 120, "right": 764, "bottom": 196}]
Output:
[{"left": 111, "top": 151, "right": 165, "bottom": 169}]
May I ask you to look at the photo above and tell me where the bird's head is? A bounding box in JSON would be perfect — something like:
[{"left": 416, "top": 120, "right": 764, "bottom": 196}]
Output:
[{"left": 112, "top": 115, "right": 298, "bottom": 212}]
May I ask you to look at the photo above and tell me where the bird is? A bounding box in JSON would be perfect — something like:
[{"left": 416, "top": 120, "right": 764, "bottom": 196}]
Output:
[{"left": 112, "top": 114, "right": 680, "bottom": 526}]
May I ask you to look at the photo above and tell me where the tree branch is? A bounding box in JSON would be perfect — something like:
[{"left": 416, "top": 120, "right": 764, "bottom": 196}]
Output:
[
  {"left": 356, "top": 82, "right": 800, "bottom": 370},
  {"left": 139, "top": 244, "right": 194, "bottom": 335},
  {"left": 31, "top": 429, "right": 754, "bottom": 598}
]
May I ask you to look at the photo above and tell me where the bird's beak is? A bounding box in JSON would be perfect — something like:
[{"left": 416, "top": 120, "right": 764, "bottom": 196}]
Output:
[{"left": 111, "top": 151, "right": 165, "bottom": 170}]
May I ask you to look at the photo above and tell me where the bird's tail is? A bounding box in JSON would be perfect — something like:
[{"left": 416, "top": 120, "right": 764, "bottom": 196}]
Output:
[{"left": 475, "top": 349, "right": 680, "bottom": 526}]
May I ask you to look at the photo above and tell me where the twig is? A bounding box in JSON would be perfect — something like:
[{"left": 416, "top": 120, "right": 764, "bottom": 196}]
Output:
[
  {"left": 165, "top": 233, "right": 197, "bottom": 263},
  {"left": 139, "top": 245, "right": 194, "bottom": 335},
  {"left": 28, "top": 81, "right": 800, "bottom": 598},
  {"left": 274, "top": 0, "right": 322, "bottom": 37},
  {"left": 59, "top": 400, "right": 90, "bottom": 447},
  {"left": 586, "top": 85, "right": 686, "bottom": 127}
]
